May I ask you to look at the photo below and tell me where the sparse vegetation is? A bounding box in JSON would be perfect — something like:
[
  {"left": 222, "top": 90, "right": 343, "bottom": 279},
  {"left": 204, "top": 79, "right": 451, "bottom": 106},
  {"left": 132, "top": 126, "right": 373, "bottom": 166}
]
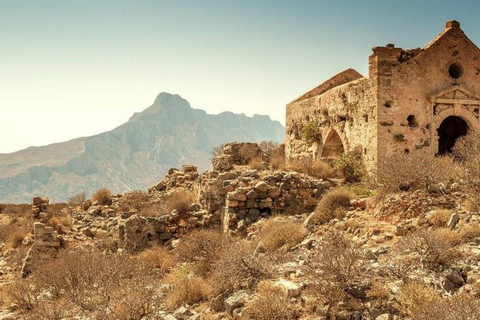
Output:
[
  {"left": 210, "top": 242, "right": 271, "bottom": 295},
  {"left": 175, "top": 229, "right": 228, "bottom": 277},
  {"left": 165, "top": 189, "right": 195, "bottom": 214},
  {"left": 92, "top": 188, "right": 112, "bottom": 205},
  {"left": 304, "top": 230, "right": 367, "bottom": 318},
  {"left": 68, "top": 192, "right": 87, "bottom": 207},
  {"left": 312, "top": 188, "right": 352, "bottom": 224},
  {"left": 377, "top": 150, "right": 457, "bottom": 192},
  {"left": 260, "top": 219, "right": 306, "bottom": 252},
  {"left": 334, "top": 152, "right": 364, "bottom": 182},
  {"left": 300, "top": 121, "right": 321, "bottom": 145},
  {"left": 164, "top": 277, "right": 212, "bottom": 310},
  {"left": 246, "top": 282, "right": 298, "bottom": 320}
]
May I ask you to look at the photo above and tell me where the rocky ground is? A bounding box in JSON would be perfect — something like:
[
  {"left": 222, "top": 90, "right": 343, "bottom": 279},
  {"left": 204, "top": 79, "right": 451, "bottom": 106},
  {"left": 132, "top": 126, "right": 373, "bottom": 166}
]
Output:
[{"left": 1, "top": 142, "right": 480, "bottom": 320}]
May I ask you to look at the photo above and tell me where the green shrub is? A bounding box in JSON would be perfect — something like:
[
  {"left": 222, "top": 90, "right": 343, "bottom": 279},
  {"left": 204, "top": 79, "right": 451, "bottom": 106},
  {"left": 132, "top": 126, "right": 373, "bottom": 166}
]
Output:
[
  {"left": 300, "top": 122, "right": 321, "bottom": 145},
  {"left": 334, "top": 152, "right": 364, "bottom": 182}
]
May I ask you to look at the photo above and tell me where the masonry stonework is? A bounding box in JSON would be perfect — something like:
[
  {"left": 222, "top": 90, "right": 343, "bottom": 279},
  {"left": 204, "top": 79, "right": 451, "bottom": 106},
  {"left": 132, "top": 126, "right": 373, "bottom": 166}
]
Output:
[{"left": 286, "top": 21, "right": 480, "bottom": 173}]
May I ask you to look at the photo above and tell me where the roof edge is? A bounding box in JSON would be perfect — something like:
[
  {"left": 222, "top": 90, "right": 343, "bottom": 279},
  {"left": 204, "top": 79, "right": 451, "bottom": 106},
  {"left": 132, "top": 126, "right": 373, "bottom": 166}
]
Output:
[{"left": 290, "top": 68, "right": 364, "bottom": 104}]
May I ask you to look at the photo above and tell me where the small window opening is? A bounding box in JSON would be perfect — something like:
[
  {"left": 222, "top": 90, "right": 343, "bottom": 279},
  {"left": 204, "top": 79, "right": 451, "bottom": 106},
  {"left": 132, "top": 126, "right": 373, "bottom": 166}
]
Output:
[
  {"left": 407, "top": 115, "right": 418, "bottom": 128},
  {"left": 448, "top": 62, "right": 463, "bottom": 79},
  {"left": 404, "top": 149, "right": 410, "bottom": 154},
  {"left": 384, "top": 101, "right": 392, "bottom": 108}
]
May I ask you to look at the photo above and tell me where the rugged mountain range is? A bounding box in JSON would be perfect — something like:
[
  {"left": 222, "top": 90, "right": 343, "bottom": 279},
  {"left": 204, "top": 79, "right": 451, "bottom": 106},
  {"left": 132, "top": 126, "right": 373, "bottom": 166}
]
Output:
[{"left": 0, "top": 93, "right": 284, "bottom": 202}]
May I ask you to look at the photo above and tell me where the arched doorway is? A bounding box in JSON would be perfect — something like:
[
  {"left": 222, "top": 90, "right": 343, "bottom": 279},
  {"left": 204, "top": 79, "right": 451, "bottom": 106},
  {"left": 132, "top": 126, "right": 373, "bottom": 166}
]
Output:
[
  {"left": 437, "top": 116, "right": 469, "bottom": 154},
  {"left": 322, "top": 130, "right": 344, "bottom": 158}
]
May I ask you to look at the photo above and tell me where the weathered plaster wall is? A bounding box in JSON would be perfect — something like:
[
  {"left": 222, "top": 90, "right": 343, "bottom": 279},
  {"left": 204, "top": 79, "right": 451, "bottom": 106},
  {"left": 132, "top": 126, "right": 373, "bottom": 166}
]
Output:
[
  {"left": 286, "top": 21, "right": 480, "bottom": 174},
  {"left": 374, "top": 22, "right": 480, "bottom": 159},
  {"left": 285, "top": 76, "right": 378, "bottom": 172}
]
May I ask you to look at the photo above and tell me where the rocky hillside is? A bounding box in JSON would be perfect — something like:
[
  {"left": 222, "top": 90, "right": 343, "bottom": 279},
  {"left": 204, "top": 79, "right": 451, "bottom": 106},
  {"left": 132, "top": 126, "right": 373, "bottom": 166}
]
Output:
[
  {"left": 1, "top": 142, "right": 480, "bottom": 320},
  {"left": 0, "top": 93, "right": 284, "bottom": 203}
]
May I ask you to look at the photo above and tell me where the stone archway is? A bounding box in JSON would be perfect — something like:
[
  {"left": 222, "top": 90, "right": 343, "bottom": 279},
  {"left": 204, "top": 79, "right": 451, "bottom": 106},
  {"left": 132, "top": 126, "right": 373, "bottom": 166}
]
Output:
[
  {"left": 321, "top": 130, "right": 345, "bottom": 158},
  {"left": 437, "top": 116, "right": 469, "bottom": 154}
]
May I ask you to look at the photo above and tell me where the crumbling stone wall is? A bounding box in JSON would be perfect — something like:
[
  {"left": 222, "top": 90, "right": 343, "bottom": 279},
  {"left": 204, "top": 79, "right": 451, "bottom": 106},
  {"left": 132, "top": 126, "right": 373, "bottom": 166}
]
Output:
[
  {"left": 286, "top": 20, "right": 480, "bottom": 174},
  {"left": 286, "top": 74, "right": 377, "bottom": 172},
  {"left": 32, "top": 196, "right": 49, "bottom": 218},
  {"left": 148, "top": 143, "right": 333, "bottom": 236},
  {"left": 21, "top": 222, "right": 60, "bottom": 277}
]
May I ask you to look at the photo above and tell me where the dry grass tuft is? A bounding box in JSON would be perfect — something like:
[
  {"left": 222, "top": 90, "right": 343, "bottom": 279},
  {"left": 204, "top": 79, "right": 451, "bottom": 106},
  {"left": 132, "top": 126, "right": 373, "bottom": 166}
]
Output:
[
  {"left": 260, "top": 219, "right": 306, "bottom": 252},
  {"left": 118, "top": 190, "right": 150, "bottom": 212},
  {"left": 312, "top": 188, "right": 352, "bottom": 224},
  {"left": 175, "top": 229, "right": 228, "bottom": 277},
  {"left": 210, "top": 242, "right": 271, "bottom": 295},
  {"left": 164, "top": 277, "right": 212, "bottom": 310},
  {"left": 248, "top": 157, "right": 265, "bottom": 170},
  {"left": 136, "top": 247, "right": 177, "bottom": 276},
  {"left": 246, "top": 281, "right": 298, "bottom": 320},
  {"left": 397, "top": 282, "right": 439, "bottom": 318},
  {"left": 92, "top": 188, "right": 112, "bottom": 205},
  {"left": 166, "top": 189, "right": 195, "bottom": 214}
]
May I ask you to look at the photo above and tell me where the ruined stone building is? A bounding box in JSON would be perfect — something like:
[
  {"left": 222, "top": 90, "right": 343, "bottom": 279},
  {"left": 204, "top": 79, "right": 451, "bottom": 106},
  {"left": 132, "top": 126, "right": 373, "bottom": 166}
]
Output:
[{"left": 286, "top": 21, "right": 480, "bottom": 172}]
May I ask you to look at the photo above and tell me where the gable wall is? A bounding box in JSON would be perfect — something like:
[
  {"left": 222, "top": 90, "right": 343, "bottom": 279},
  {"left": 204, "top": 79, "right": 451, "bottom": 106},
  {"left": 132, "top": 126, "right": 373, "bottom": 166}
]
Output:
[{"left": 375, "top": 26, "right": 480, "bottom": 159}]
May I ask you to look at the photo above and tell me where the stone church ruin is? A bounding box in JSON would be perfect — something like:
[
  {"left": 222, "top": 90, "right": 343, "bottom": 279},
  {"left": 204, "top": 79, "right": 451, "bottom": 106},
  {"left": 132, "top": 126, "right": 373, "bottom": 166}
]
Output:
[{"left": 286, "top": 20, "right": 480, "bottom": 172}]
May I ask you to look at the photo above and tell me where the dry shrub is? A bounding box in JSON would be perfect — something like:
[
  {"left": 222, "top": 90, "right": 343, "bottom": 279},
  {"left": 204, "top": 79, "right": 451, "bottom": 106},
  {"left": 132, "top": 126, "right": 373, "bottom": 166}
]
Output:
[
  {"left": 259, "top": 140, "right": 280, "bottom": 161},
  {"left": 288, "top": 158, "right": 336, "bottom": 179},
  {"left": 313, "top": 188, "right": 352, "bottom": 224},
  {"left": 269, "top": 144, "right": 286, "bottom": 170},
  {"left": 175, "top": 229, "right": 228, "bottom": 277},
  {"left": 397, "top": 282, "right": 439, "bottom": 318},
  {"left": 458, "top": 222, "right": 480, "bottom": 243},
  {"left": 5, "top": 227, "right": 29, "bottom": 249},
  {"left": 238, "top": 143, "right": 262, "bottom": 162},
  {"left": 414, "top": 293, "right": 480, "bottom": 320},
  {"left": 136, "top": 246, "right": 177, "bottom": 276},
  {"left": 118, "top": 190, "right": 150, "bottom": 212},
  {"left": 401, "top": 228, "right": 457, "bottom": 268},
  {"left": 5, "top": 279, "right": 41, "bottom": 311},
  {"left": 246, "top": 281, "right": 298, "bottom": 320},
  {"left": 453, "top": 131, "right": 480, "bottom": 185},
  {"left": 25, "top": 298, "right": 74, "bottom": 320},
  {"left": 166, "top": 189, "right": 195, "bottom": 214},
  {"left": 377, "top": 151, "right": 457, "bottom": 192},
  {"left": 92, "top": 187, "right": 112, "bottom": 205},
  {"left": 310, "top": 160, "right": 336, "bottom": 179},
  {"left": 107, "top": 278, "right": 156, "bottom": 320},
  {"left": 47, "top": 216, "right": 73, "bottom": 234},
  {"left": 304, "top": 230, "right": 367, "bottom": 318},
  {"left": 210, "top": 242, "right": 271, "bottom": 295},
  {"left": 367, "top": 281, "right": 390, "bottom": 300},
  {"left": 260, "top": 219, "right": 306, "bottom": 252},
  {"left": 287, "top": 157, "right": 311, "bottom": 175},
  {"left": 164, "top": 277, "right": 212, "bottom": 310},
  {"left": 248, "top": 157, "right": 265, "bottom": 170},
  {"left": 26, "top": 250, "right": 160, "bottom": 314},
  {"left": 427, "top": 209, "right": 451, "bottom": 227},
  {"left": 139, "top": 202, "right": 165, "bottom": 217},
  {"left": 68, "top": 192, "right": 87, "bottom": 207},
  {"left": 211, "top": 143, "right": 225, "bottom": 159}
]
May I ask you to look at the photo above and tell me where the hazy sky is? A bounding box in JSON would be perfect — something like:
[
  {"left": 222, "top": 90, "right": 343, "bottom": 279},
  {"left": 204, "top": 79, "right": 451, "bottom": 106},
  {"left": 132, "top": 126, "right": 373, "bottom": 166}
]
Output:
[{"left": 1, "top": 0, "right": 480, "bottom": 153}]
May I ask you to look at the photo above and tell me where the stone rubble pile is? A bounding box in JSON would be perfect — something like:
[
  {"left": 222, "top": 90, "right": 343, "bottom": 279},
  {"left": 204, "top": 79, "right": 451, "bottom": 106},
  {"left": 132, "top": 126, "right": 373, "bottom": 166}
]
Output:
[{"left": 32, "top": 196, "right": 49, "bottom": 218}]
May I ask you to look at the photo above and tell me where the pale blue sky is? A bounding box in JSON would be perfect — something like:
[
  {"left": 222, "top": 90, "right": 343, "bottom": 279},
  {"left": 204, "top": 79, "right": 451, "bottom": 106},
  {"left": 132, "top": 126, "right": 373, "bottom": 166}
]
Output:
[{"left": 1, "top": 0, "right": 479, "bottom": 152}]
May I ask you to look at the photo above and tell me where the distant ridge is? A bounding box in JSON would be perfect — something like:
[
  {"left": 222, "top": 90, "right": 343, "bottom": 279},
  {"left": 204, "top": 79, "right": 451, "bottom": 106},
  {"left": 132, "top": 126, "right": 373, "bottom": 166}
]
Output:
[{"left": 0, "top": 93, "right": 284, "bottom": 202}]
